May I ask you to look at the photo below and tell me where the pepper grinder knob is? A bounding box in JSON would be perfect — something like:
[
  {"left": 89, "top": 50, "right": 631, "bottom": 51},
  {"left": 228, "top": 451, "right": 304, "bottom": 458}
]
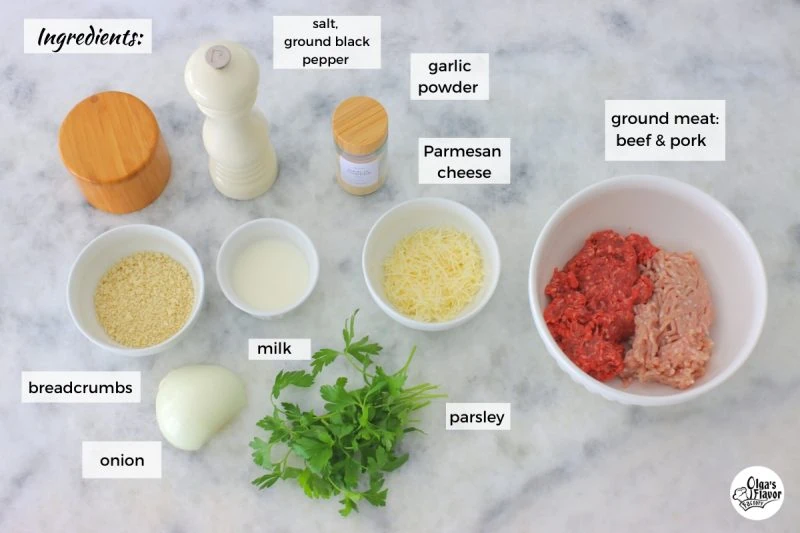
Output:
[
  {"left": 205, "top": 44, "right": 231, "bottom": 69},
  {"left": 184, "top": 41, "right": 278, "bottom": 200}
]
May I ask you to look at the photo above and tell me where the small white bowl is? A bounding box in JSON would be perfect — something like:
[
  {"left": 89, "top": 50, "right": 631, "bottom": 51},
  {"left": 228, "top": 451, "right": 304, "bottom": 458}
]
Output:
[
  {"left": 529, "top": 175, "right": 767, "bottom": 406},
  {"left": 216, "top": 218, "right": 319, "bottom": 319},
  {"left": 67, "top": 225, "right": 205, "bottom": 356},
  {"left": 363, "top": 197, "right": 501, "bottom": 331}
]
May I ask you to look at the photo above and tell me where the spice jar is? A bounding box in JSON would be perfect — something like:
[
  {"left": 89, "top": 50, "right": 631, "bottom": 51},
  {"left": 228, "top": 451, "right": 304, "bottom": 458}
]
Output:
[{"left": 332, "top": 96, "right": 388, "bottom": 196}]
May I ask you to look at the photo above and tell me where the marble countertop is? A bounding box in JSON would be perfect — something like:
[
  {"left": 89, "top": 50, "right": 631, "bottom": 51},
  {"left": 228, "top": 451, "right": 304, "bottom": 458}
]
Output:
[{"left": 2, "top": 0, "right": 799, "bottom": 531}]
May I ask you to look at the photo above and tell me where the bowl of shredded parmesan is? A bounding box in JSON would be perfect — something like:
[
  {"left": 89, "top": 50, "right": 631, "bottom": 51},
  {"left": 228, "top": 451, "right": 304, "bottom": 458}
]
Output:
[{"left": 362, "top": 197, "right": 500, "bottom": 331}]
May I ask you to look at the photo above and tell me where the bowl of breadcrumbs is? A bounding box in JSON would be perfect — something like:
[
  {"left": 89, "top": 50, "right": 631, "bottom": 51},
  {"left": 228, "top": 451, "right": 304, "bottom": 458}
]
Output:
[{"left": 67, "top": 224, "right": 205, "bottom": 356}]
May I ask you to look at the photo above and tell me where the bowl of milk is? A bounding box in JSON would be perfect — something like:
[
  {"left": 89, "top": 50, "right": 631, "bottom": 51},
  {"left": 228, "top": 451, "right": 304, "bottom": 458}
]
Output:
[{"left": 217, "top": 218, "right": 319, "bottom": 319}]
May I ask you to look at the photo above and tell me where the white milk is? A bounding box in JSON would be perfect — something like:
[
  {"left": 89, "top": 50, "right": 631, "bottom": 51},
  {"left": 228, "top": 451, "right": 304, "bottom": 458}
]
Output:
[{"left": 231, "top": 239, "right": 309, "bottom": 312}]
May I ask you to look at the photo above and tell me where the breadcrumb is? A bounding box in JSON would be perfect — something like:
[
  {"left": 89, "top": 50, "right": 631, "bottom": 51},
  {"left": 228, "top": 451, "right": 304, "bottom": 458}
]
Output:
[{"left": 94, "top": 251, "right": 194, "bottom": 348}]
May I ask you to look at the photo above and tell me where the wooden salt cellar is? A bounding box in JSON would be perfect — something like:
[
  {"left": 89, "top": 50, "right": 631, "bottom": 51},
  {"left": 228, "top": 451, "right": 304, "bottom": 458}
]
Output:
[{"left": 58, "top": 91, "right": 171, "bottom": 214}]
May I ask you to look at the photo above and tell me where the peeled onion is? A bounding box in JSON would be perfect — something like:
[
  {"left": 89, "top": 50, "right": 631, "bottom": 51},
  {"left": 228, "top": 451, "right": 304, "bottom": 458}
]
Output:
[{"left": 156, "top": 364, "right": 246, "bottom": 451}]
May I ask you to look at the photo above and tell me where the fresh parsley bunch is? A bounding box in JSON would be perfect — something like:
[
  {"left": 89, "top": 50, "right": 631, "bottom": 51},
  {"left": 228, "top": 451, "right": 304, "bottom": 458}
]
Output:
[{"left": 250, "top": 311, "right": 444, "bottom": 516}]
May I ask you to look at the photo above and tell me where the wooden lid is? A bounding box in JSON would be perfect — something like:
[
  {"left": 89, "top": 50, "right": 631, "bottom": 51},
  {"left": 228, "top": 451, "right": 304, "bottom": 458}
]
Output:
[
  {"left": 59, "top": 91, "right": 161, "bottom": 185},
  {"left": 332, "top": 96, "right": 388, "bottom": 156}
]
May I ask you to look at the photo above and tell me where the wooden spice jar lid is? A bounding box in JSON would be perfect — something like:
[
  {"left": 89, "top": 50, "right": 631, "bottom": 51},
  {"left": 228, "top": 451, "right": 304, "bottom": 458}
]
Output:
[
  {"left": 59, "top": 91, "right": 171, "bottom": 214},
  {"left": 332, "top": 96, "right": 388, "bottom": 156}
]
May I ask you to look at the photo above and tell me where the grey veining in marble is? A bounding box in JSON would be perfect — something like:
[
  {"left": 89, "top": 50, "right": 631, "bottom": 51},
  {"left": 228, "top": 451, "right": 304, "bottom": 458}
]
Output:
[{"left": 2, "top": 0, "right": 799, "bottom": 531}]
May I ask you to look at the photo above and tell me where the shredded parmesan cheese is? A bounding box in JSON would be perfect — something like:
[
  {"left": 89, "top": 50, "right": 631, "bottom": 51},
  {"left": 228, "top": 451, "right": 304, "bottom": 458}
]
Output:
[{"left": 383, "top": 227, "right": 484, "bottom": 322}]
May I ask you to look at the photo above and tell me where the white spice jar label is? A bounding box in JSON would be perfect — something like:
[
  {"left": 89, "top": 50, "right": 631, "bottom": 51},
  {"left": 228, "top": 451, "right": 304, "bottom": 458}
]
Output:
[{"left": 339, "top": 157, "right": 380, "bottom": 187}]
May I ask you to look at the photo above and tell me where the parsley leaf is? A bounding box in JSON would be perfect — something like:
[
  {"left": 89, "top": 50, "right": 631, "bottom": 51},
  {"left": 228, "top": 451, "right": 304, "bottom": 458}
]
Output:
[
  {"left": 249, "top": 437, "right": 272, "bottom": 468},
  {"left": 310, "top": 348, "right": 340, "bottom": 376},
  {"left": 271, "top": 370, "right": 314, "bottom": 398}
]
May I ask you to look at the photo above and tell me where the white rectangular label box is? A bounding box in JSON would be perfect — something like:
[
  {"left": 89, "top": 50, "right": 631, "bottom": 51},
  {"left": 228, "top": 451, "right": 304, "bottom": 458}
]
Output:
[
  {"left": 248, "top": 338, "right": 312, "bottom": 361},
  {"left": 273, "top": 16, "right": 381, "bottom": 69},
  {"left": 419, "top": 138, "right": 511, "bottom": 184},
  {"left": 24, "top": 19, "right": 152, "bottom": 54},
  {"left": 410, "top": 53, "right": 490, "bottom": 100},
  {"left": 21, "top": 371, "right": 141, "bottom": 403},
  {"left": 82, "top": 441, "right": 162, "bottom": 479},
  {"left": 446, "top": 402, "right": 511, "bottom": 430},
  {"left": 605, "top": 99, "right": 726, "bottom": 161}
]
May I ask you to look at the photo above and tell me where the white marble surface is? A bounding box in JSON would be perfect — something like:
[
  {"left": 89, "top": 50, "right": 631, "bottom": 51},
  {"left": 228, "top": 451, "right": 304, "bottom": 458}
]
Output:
[{"left": 2, "top": 0, "right": 799, "bottom": 531}]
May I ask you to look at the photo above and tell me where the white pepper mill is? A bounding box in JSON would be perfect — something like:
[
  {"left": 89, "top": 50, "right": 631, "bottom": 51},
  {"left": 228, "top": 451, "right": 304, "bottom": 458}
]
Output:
[{"left": 184, "top": 41, "right": 278, "bottom": 200}]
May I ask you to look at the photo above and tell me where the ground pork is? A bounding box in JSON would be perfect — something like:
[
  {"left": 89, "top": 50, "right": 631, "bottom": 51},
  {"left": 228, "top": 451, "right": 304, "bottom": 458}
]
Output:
[{"left": 621, "top": 251, "right": 714, "bottom": 389}]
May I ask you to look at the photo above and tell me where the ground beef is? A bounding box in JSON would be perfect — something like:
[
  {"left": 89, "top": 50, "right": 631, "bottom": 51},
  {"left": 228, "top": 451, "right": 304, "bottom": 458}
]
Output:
[
  {"left": 544, "top": 230, "right": 659, "bottom": 381},
  {"left": 621, "top": 251, "right": 714, "bottom": 389}
]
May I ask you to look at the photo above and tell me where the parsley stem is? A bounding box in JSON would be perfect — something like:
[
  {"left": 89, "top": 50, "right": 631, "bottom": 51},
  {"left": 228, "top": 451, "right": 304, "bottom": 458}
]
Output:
[
  {"left": 398, "top": 346, "right": 417, "bottom": 375},
  {"left": 342, "top": 350, "right": 375, "bottom": 380}
]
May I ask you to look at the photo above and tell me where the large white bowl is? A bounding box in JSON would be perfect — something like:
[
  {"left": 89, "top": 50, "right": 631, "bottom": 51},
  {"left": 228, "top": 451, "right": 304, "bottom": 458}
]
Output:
[
  {"left": 67, "top": 225, "right": 205, "bottom": 356},
  {"left": 363, "top": 197, "right": 501, "bottom": 331},
  {"left": 529, "top": 175, "right": 767, "bottom": 406},
  {"left": 216, "top": 218, "right": 319, "bottom": 319}
]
